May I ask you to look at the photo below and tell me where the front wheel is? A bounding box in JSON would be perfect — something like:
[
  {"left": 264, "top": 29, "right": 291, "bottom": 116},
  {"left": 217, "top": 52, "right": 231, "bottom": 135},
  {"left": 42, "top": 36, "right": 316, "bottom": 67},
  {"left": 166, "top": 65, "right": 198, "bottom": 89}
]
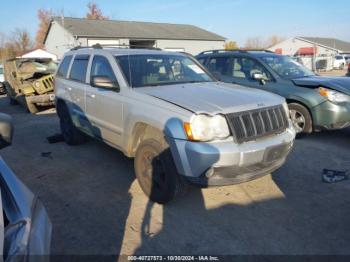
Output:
[
  {"left": 288, "top": 103, "right": 312, "bottom": 136},
  {"left": 58, "top": 104, "right": 87, "bottom": 145},
  {"left": 134, "top": 139, "right": 187, "bottom": 204},
  {"left": 3, "top": 82, "right": 17, "bottom": 105}
]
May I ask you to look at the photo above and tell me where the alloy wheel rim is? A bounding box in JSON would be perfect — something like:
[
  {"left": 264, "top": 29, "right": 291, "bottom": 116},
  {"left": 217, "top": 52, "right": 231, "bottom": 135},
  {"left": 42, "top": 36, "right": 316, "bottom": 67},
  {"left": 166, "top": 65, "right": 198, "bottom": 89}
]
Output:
[
  {"left": 140, "top": 149, "right": 166, "bottom": 191},
  {"left": 289, "top": 109, "right": 305, "bottom": 133}
]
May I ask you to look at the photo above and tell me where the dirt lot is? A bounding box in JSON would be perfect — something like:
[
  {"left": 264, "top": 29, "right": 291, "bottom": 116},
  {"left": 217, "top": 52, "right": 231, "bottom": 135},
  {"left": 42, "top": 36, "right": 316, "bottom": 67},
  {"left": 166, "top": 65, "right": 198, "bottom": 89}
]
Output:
[{"left": 1, "top": 94, "right": 350, "bottom": 256}]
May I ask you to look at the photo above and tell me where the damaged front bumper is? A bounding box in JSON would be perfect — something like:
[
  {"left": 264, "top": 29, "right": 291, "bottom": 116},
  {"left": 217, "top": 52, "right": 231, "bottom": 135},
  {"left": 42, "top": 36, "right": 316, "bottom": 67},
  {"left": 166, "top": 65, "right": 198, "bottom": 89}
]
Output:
[
  {"left": 168, "top": 126, "right": 296, "bottom": 187},
  {"left": 312, "top": 101, "right": 350, "bottom": 130},
  {"left": 26, "top": 93, "right": 55, "bottom": 106}
]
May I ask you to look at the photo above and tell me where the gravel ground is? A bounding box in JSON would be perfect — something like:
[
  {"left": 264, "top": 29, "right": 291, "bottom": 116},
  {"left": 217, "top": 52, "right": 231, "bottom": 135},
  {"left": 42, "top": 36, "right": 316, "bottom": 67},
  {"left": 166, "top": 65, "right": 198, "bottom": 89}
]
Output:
[{"left": 1, "top": 95, "right": 350, "bottom": 256}]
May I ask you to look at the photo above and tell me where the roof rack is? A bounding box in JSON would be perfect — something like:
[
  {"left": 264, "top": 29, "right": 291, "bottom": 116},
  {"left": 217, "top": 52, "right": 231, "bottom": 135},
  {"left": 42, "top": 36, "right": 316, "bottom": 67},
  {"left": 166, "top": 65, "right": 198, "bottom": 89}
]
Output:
[
  {"left": 70, "top": 43, "right": 162, "bottom": 51},
  {"left": 198, "top": 49, "right": 274, "bottom": 56}
]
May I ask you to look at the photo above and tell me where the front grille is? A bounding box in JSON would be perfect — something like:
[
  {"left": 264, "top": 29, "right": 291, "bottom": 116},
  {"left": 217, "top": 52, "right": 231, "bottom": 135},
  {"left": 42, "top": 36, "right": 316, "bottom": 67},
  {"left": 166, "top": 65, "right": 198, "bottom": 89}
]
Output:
[{"left": 226, "top": 105, "right": 289, "bottom": 143}]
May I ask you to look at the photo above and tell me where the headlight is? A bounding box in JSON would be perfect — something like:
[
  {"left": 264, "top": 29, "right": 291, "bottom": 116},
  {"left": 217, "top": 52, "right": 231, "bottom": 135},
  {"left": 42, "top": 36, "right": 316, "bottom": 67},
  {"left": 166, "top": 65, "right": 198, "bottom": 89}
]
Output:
[
  {"left": 319, "top": 87, "right": 350, "bottom": 103},
  {"left": 34, "top": 81, "right": 41, "bottom": 88},
  {"left": 184, "top": 114, "right": 230, "bottom": 141}
]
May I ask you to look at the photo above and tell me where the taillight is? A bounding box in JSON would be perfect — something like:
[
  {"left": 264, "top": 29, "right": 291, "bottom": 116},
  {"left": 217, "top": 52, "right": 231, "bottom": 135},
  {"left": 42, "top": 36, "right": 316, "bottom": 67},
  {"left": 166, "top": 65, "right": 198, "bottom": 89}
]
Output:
[{"left": 348, "top": 63, "right": 350, "bottom": 70}]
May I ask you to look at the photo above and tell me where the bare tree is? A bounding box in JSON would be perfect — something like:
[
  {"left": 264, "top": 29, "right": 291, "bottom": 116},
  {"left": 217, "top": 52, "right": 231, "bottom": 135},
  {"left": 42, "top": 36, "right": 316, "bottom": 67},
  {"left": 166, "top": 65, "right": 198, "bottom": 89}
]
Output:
[
  {"left": 224, "top": 41, "right": 239, "bottom": 50},
  {"left": 3, "top": 42, "right": 17, "bottom": 59},
  {"left": 11, "top": 28, "right": 33, "bottom": 55},
  {"left": 244, "top": 37, "right": 265, "bottom": 49},
  {"left": 86, "top": 2, "right": 108, "bottom": 20},
  {"left": 0, "top": 33, "right": 7, "bottom": 62},
  {"left": 265, "top": 35, "right": 285, "bottom": 48},
  {"left": 244, "top": 35, "right": 285, "bottom": 49},
  {"left": 35, "top": 8, "right": 54, "bottom": 48}
]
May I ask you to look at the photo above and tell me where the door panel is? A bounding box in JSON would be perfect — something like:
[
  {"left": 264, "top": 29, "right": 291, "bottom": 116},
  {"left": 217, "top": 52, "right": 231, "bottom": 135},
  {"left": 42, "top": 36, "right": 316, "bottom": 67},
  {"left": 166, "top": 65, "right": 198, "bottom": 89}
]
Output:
[
  {"left": 85, "top": 87, "right": 123, "bottom": 146},
  {"left": 67, "top": 55, "right": 90, "bottom": 126},
  {"left": 85, "top": 55, "right": 123, "bottom": 147}
]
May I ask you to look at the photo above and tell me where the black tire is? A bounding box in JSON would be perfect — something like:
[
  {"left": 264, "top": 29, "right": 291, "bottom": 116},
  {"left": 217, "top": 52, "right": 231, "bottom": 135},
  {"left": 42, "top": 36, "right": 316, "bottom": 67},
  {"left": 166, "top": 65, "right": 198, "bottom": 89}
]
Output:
[
  {"left": 25, "top": 97, "right": 39, "bottom": 114},
  {"left": 58, "top": 104, "right": 87, "bottom": 145},
  {"left": 3, "top": 82, "right": 17, "bottom": 105},
  {"left": 0, "top": 83, "right": 6, "bottom": 95},
  {"left": 134, "top": 139, "right": 187, "bottom": 204},
  {"left": 288, "top": 103, "right": 312, "bottom": 136}
]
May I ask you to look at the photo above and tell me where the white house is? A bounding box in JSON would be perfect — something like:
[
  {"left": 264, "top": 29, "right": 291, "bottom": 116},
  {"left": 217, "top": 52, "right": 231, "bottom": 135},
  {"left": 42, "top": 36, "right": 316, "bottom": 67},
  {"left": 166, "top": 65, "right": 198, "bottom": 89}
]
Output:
[
  {"left": 43, "top": 17, "right": 226, "bottom": 59},
  {"left": 268, "top": 36, "right": 350, "bottom": 56},
  {"left": 269, "top": 37, "right": 350, "bottom": 71},
  {"left": 21, "top": 49, "right": 57, "bottom": 61}
]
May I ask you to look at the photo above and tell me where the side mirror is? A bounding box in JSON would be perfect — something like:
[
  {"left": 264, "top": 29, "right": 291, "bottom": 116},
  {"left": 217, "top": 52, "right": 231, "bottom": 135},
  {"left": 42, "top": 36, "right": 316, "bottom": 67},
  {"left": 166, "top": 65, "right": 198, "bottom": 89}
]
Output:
[
  {"left": 252, "top": 72, "right": 264, "bottom": 80},
  {"left": 0, "top": 113, "right": 13, "bottom": 150},
  {"left": 91, "top": 76, "right": 119, "bottom": 91},
  {"left": 252, "top": 72, "right": 266, "bottom": 85}
]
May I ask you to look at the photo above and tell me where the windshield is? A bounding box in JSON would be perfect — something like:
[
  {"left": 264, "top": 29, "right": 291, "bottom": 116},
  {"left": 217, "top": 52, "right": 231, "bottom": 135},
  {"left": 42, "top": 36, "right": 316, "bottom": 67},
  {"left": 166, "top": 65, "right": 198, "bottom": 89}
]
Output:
[
  {"left": 261, "top": 55, "right": 315, "bottom": 79},
  {"left": 116, "top": 54, "right": 213, "bottom": 87}
]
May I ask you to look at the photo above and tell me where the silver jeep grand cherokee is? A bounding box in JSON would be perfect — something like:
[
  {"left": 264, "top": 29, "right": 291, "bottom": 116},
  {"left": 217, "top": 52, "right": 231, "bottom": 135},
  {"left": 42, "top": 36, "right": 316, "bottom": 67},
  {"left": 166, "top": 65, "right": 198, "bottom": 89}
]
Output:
[{"left": 55, "top": 46, "right": 296, "bottom": 204}]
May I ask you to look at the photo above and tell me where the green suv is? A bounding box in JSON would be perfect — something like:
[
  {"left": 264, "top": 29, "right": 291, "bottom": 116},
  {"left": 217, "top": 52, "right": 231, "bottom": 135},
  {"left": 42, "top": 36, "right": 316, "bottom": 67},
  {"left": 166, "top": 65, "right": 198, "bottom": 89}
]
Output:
[{"left": 196, "top": 50, "right": 350, "bottom": 134}]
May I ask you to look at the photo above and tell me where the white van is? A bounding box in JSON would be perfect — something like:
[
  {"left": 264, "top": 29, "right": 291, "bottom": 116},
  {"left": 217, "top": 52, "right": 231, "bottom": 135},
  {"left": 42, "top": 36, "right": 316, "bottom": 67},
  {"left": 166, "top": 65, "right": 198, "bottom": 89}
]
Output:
[{"left": 333, "top": 55, "right": 346, "bottom": 69}]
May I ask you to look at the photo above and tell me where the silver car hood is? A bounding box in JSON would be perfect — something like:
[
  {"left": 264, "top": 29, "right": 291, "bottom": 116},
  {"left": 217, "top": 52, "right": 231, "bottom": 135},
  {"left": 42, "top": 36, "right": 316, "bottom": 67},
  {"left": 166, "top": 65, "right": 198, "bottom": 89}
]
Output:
[{"left": 136, "top": 82, "right": 284, "bottom": 114}]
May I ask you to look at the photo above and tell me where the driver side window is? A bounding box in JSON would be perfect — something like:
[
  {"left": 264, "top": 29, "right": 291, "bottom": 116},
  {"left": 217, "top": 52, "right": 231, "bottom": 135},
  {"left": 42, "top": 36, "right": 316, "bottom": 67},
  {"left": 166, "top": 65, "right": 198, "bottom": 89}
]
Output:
[
  {"left": 233, "top": 57, "right": 272, "bottom": 81},
  {"left": 90, "top": 55, "right": 118, "bottom": 86}
]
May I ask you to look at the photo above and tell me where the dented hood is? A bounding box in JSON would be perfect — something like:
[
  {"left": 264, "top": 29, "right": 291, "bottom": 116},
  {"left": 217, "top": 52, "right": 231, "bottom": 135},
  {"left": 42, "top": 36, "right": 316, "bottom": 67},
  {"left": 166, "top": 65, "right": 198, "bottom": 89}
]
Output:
[
  {"left": 292, "top": 76, "right": 350, "bottom": 95},
  {"left": 137, "top": 82, "right": 284, "bottom": 114}
]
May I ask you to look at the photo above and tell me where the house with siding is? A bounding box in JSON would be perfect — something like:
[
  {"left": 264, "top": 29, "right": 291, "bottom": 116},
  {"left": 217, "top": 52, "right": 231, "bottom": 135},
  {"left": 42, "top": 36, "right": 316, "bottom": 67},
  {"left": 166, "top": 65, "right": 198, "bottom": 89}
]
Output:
[
  {"left": 43, "top": 17, "right": 226, "bottom": 59},
  {"left": 268, "top": 36, "right": 350, "bottom": 56}
]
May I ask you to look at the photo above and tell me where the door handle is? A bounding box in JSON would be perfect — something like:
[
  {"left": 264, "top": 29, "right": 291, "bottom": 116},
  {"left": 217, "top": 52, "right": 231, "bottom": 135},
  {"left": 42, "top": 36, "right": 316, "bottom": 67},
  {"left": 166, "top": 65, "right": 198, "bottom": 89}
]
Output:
[
  {"left": 67, "top": 87, "right": 72, "bottom": 91},
  {"left": 87, "top": 93, "right": 96, "bottom": 99}
]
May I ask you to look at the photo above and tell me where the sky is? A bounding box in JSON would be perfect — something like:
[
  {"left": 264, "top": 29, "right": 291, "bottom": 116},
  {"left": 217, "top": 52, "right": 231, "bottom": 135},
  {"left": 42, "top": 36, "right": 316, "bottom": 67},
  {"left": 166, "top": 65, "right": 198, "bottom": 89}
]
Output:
[{"left": 0, "top": 0, "right": 349, "bottom": 45}]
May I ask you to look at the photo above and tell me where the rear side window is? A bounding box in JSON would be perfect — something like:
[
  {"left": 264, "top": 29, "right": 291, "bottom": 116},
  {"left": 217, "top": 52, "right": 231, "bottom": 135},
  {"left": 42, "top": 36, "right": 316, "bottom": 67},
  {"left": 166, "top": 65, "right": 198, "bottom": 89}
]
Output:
[
  {"left": 208, "top": 57, "right": 232, "bottom": 76},
  {"left": 197, "top": 58, "right": 206, "bottom": 65},
  {"left": 69, "top": 55, "right": 90, "bottom": 83},
  {"left": 56, "top": 55, "right": 72, "bottom": 78}
]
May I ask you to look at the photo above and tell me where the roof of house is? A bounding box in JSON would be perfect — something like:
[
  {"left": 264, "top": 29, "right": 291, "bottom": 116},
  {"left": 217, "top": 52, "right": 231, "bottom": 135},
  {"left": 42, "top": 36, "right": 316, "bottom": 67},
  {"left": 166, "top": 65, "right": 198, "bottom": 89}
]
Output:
[
  {"left": 47, "top": 17, "right": 226, "bottom": 42},
  {"left": 21, "top": 49, "right": 57, "bottom": 61},
  {"left": 297, "top": 36, "right": 350, "bottom": 52}
]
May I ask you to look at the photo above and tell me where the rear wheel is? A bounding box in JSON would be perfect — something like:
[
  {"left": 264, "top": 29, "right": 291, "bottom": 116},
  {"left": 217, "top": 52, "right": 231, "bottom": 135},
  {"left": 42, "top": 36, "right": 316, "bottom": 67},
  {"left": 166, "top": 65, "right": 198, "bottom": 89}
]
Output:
[
  {"left": 58, "top": 104, "right": 87, "bottom": 145},
  {"left": 3, "top": 82, "right": 17, "bottom": 105},
  {"left": 134, "top": 139, "right": 187, "bottom": 204},
  {"left": 288, "top": 103, "right": 312, "bottom": 136}
]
